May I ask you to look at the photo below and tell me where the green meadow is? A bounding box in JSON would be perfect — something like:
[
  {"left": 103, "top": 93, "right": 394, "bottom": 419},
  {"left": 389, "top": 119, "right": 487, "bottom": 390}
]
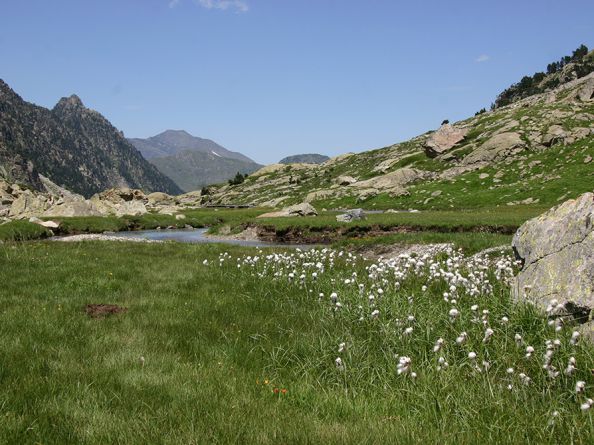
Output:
[{"left": 0, "top": 240, "right": 592, "bottom": 444}]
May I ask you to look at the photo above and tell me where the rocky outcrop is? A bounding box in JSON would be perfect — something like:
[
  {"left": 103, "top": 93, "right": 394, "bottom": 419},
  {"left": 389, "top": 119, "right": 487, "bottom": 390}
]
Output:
[
  {"left": 1, "top": 181, "right": 197, "bottom": 220},
  {"left": 424, "top": 124, "right": 467, "bottom": 157},
  {"left": 512, "top": 192, "right": 593, "bottom": 334}
]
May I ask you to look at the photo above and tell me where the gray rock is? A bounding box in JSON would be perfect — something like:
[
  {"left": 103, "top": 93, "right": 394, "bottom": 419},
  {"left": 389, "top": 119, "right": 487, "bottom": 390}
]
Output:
[
  {"left": 115, "top": 200, "right": 148, "bottom": 217},
  {"left": 335, "top": 175, "right": 358, "bottom": 186},
  {"left": 424, "top": 124, "right": 467, "bottom": 157},
  {"left": 461, "top": 132, "right": 525, "bottom": 165},
  {"left": 286, "top": 202, "right": 318, "bottom": 216},
  {"left": 43, "top": 200, "right": 104, "bottom": 218},
  {"left": 9, "top": 192, "right": 49, "bottom": 218},
  {"left": 577, "top": 76, "right": 594, "bottom": 102},
  {"left": 351, "top": 168, "right": 429, "bottom": 192},
  {"left": 512, "top": 192, "right": 593, "bottom": 333},
  {"left": 541, "top": 125, "right": 567, "bottom": 147},
  {"left": 336, "top": 208, "right": 365, "bottom": 222},
  {"left": 257, "top": 202, "right": 318, "bottom": 218}
]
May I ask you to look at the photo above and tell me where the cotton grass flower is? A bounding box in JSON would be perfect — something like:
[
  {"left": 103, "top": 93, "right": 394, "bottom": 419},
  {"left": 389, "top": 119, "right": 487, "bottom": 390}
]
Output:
[
  {"left": 570, "top": 330, "right": 580, "bottom": 345},
  {"left": 483, "top": 328, "right": 494, "bottom": 343},
  {"left": 576, "top": 381, "right": 586, "bottom": 394},
  {"left": 437, "top": 356, "right": 449, "bottom": 371},
  {"left": 397, "top": 356, "right": 412, "bottom": 375},
  {"left": 525, "top": 346, "right": 535, "bottom": 358},
  {"left": 448, "top": 308, "right": 460, "bottom": 322},
  {"left": 456, "top": 332, "right": 468, "bottom": 345},
  {"left": 433, "top": 338, "right": 444, "bottom": 353}
]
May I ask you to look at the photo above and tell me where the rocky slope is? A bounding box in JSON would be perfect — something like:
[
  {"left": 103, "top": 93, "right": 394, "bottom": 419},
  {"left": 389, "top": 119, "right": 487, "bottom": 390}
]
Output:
[
  {"left": 279, "top": 154, "right": 329, "bottom": 164},
  {"left": 0, "top": 174, "right": 201, "bottom": 222},
  {"left": 129, "top": 130, "right": 261, "bottom": 191},
  {"left": 204, "top": 69, "right": 594, "bottom": 210},
  {"left": 0, "top": 80, "right": 181, "bottom": 197}
]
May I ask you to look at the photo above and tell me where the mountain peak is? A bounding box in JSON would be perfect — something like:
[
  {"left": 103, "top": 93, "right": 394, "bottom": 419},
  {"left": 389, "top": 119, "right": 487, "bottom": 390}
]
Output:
[
  {"left": 161, "top": 129, "right": 191, "bottom": 136},
  {"left": 53, "top": 94, "right": 85, "bottom": 112}
]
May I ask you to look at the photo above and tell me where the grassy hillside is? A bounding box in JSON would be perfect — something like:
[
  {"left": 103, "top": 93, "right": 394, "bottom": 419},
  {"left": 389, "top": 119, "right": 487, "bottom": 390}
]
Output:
[{"left": 203, "top": 72, "right": 594, "bottom": 211}]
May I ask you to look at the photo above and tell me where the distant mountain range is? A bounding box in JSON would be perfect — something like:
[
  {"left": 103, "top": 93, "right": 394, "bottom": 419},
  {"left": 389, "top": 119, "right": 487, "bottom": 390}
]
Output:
[
  {"left": 129, "top": 130, "right": 262, "bottom": 191},
  {"left": 0, "top": 80, "right": 181, "bottom": 197},
  {"left": 279, "top": 154, "right": 329, "bottom": 164}
]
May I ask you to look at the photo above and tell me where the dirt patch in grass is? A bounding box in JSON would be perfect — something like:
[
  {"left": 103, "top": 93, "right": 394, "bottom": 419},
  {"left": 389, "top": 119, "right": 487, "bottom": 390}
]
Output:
[{"left": 85, "top": 304, "right": 128, "bottom": 319}]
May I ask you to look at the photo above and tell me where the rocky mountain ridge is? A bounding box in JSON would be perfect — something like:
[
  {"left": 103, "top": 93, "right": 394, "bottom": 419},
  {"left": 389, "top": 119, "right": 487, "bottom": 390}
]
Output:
[
  {"left": 0, "top": 80, "right": 181, "bottom": 197},
  {"left": 279, "top": 154, "right": 330, "bottom": 164},
  {"left": 129, "top": 130, "right": 262, "bottom": 191}
]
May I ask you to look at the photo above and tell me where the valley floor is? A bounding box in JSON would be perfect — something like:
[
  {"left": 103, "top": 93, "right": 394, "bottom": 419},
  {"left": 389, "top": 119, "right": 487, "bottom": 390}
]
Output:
[{"left": 0, "top": 241, "right": 592, "bottom": 444}]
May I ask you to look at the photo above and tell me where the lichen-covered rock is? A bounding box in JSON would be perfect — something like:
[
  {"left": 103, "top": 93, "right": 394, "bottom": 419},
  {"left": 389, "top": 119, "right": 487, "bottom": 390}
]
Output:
[
  {"left": 424, "top": 124, "right": 467, "bottom": 157},
  {"left": 512, "top": 192, "right": 593, "bottom": 331}
]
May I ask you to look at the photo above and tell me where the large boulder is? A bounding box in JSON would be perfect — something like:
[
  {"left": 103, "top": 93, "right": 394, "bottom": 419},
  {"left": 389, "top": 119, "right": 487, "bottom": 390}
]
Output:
[
  {"left": 258, "top": 202, "right": 318, "bottom": 218},
  {"left": 43, "top": 200, "right": 105, "bottom": 217},
  {"left": 147, "top": 192, "right": 175, "bottom": 205},
  {"left": 114, "top": 200, "right": 148, "bottom": 217},
  {"left": 335, "top": 175, "right": 358, "bottom": 186},
  {"left": 350, "top": 167, "right": 428, "bottom": 192},
  {"left": 461, "top": 132, "right": 525, "bottom": 165},
  {"left": 577, "top": 76, "right": 594, "bottom": 102},
  {"left": 305, "top": 189, "right": 335, "bottom": 203},
  {"left": 8, "top": 191, "right": 49, "bottom": 218},
  {"left": 541, "top": 125, "right": 567, "bottom": 147},
  {"left": 336, "top": 208, "right": 365, "bottom": 223},
  {"left": 512, "top": 192, "right": 593, "bottom": 333},
  {"left": 424, "top": 124, "right": 467, "bottom": 157},
  {"left": 92, "top": 187, "right": 146, "bottom": 204}
]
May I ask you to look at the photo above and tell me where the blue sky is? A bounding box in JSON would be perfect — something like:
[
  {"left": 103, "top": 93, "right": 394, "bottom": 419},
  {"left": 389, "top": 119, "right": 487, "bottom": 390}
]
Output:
[{"left": 2, "top": 0, "right": 593, "bottom": 164}]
